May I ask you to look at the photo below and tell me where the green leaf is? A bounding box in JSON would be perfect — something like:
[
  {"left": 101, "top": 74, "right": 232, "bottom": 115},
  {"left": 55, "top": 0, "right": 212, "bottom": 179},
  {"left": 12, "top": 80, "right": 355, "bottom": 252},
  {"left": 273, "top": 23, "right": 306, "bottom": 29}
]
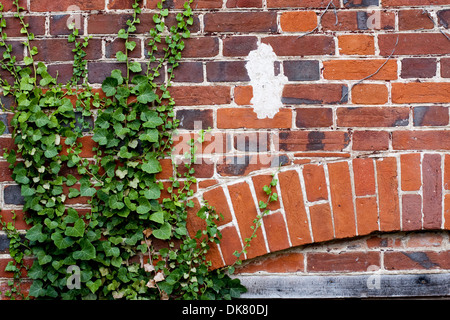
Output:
[
  {"left": 141, "top": 158, "right": 162, "bottom": 174},
  {"left": 149, "top": 211, "right": 164, "bottom": 224},
  {"left": 129, "top": 61, "right": 142, "bottom": 73},
  {"left": 142, "top": 110, "right": 164, "bottom": 128},
  {"left": 152, "top": 222, "right": 172, "bottom": 240},
  {"left": 73, "top": 238, "right": 96, "bottom": 260},
  {"left": 140, "top": 129, "right": 159, "bottom": 142},
  {"left": 51, "top": 232, "right": 75, "bottom": 249},
  {"left": 29, "top": 280, "right": 46, "bottom": 298},
  {"left": 118, "top": 28, "right": 128, "bottom": 39},
  {"left": 68, "top": 188, "right": 80, "bottom": 198},
  {"left": 23, "top": 56, "right": 33, "bottom": 66},
  {"left": 116, "top": 50, "right": 127, "bottom": 62},
  {"left": 26, "top": 224, "right": 47, "bottom": 242},
  {"left": 136, "top": 197, "right": 151, "bottom": 214},
  {"left": 44, "top": 146, "right": 58, "bottom": 158},
  {"left": 87, "top": 279, "right": 102, "bottom": 294},
  {"left": 143, "top": 183, "right": 161, "bottom": 200},
  {"left": 136, "top": 83, "right": 157, "bottom": 104},
  {"left": 102, "top": 77, "right": 119, "bottom": 97},
  {"left": 0, "top": 121, "right": 5, "bottom": 135},
  {"left": 65, "top": 219, "right": 86, "bottom": 237},
  {"left": 66, "top": 174, "right": 78, "bottom": 187}
]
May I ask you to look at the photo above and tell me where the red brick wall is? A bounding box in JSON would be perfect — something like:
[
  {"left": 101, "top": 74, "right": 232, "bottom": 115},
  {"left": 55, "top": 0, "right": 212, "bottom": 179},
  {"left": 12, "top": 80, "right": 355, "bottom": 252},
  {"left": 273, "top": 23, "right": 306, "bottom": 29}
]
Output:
[{"left": 1, "top": 0, "right": 450, "bottom": 297}]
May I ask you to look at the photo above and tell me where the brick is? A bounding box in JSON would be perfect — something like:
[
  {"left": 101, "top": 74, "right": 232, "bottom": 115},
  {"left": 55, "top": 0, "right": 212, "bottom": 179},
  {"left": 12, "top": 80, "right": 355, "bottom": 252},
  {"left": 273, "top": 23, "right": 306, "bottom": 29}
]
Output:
[
  {"left": 296, "top": 108, "right": 333, "bottom": 128},
  {"left": 376, "top": 157, "right": 400, "bottom": 232},
  {"left": 402, "top": 194, "right": 422, "bottom": 231},
  {"left": 392, "top": 83, "right": 450, "bottom": 104},
  {"left": 355, "top": 197, "right": 379, "bottom": 235},
  {"left": 252, "top": 175, "right": 280, "bottom": 212},
  {"left": 217, "top": 154, "right": 289, "bottom": 176},
  {"left": 379, "top": 33, "right": 450, "bottom": 56},
  {"left": 204, "top": 12, "right": 277, "bottom": 33},
  {"left": 50, "top": 14, "right": 84, "bottom": 35},
  {"left": 302, "top": 164, "right": 328, "bottom": 202},
  {"left": 4, "top": 16, "right": 46, "bottom": 37},
  {"left": 357, "top": 10, "right": 396, "bottom": 30},
  {"left": 384, "top": 251, "right": 450, "bottom": 270},
  {"left": 223, "top": 36, "right": 258, "bottom": 57},
  {"left": 228, "top": 182, "right": 268, "bottom": 259},
  {"left": 0, "top": 162, "right": 13, "bottom": 182},
  {"left": 4, "top": 185, "right": 24, "bottom": 205},
  {"left": 170, "top": 86, "right": 231, "bottom": 106},
  {"left": 0, "top": 210, "right": 29, "bottom": 231},
  {"left": 146, "top": 0, "right": 223, "bottom": 9},
  {"left": 445, "top": 154, "right": 450, "bottom": 190},
  {"left": 282, "top": 84, "right": 348, "bottom": 105},
  {"left": 309, "top": 203, "right": 334, "bottom": 243},
  {"left": 438, "top": 9, "right": 450, "bottom": 28},
  {"left": 263, "top": 212, "right": 290, "bottom": 252},
  {"left": 33, "top": 38, "right": 102, "bottom": 62},
  {"left": 393, "top": 131, "right": 450, "bottom": 151},
  {"left": 398, "top": 9, "right": 434, "bottom": 30},
  {"left": 401, "top": 58, "right": 437, "bottom": 79},
  {"left": 328, "top": 161, "right": 356, "bottom": 238},
  {"left": 217, "top": 108, "right": 292, "bottom": 129},
  {"left": 105, "top": 37, "right": 141, "bottom": 59},
  {"left": 267, "top": 0, "right": 339, "bottom": 8},
  {"left": 183, "top": 37, "right": 219, "bottom": 58},
  {"left": 351, "top": 84, "right": 388, "bottom": 105},
  {"left": 202, "top": 187, "right": 233, "bottom": 226},
  {"left": 307, "top": 252, "right": 380, "bottom": 272},
  {"left": 283, "top": 60, "right": 320, "bottom": 81},
  {"left": 88, "top": 62, "right": 126, "bottom": 84},
  {"left": 278, "top": 131, "right": 350, "bottom": 152},
  {"left": 406, "top": 233, "right": 444, "bottom": 248},
  {"left": 344, "top": 0, "right": 379, "bottom": 7},
  {"left": 219, "top": 226, "right": 243, "bottom": 266},
  {"left": 108, "top": 0, "right": 143, "bottom": 9},
  {"left": 422, "top": 154, "right": 443, "bottom": 229},
  {"left": 383, "top": 0, "right": 450, "bottom": 6},
  {"left": 442, "top": 58, "right": 450, "bottom": 78},
  {"left": 262, "top": 36, "right": 335, "bottom": 57},
  {"left": 206, "top": 61, "right": 249, "bottom": 82},
  {"left": 353, "top": 158, "right": 376, "bottom": 196},
  {"left": 337, "top": 107, "right": 409, "bottom": 127},
  {"left": 413, "top": 106, "right": 449, "bottom": 127},
  {"left": 234, "top": 86, "right": 253, "bottom": 105},
  {"left": 338, "top": 35, "right": 375, "bottom": 55},
  {"left": 226, "top": 0, "right": 263, "bottom": 7},
  {"left": 186, "top": 197, "right": 205, "bottom": 239},
  {"left": 280, "top": 11, "right": 318, "bottom": 32},
  {"left": 176, "top": 109, "right": 213, "bottom": 130},
  {"left": 172, "top": 62, "right": 203, "bottom": 83},
  {"left": 30, "top": 0, "right": 104, "bottom": 11},
  {"left": 321, "top": 11, "right": 358, "bottom": 31},
  {"left": 278, "top": 170, "right": 312, "bottom": 246},
  {"left": 323, "top": 59, "right": 397, "bottom": 80},
  {"left": 400, "top": 154, "right": 421, "bottom": 191},
  {"left": 445, "top": 194, "right": 450, "bottom": 229},
  {"left": 235, "top": 252, "right": 304, "bottom": 274},
  {"left": 61, "top": 136, "right": 97, "bottom": 158},
  {"left": 233, "top": 132, "right": 269, "bottom": 152}
]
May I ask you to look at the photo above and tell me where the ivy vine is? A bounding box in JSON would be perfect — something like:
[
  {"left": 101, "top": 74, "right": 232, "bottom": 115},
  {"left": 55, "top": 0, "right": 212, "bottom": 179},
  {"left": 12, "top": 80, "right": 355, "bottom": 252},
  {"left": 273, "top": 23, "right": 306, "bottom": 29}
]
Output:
[{"left": 0, "top": 0, "right": 246, "bottom": 300}]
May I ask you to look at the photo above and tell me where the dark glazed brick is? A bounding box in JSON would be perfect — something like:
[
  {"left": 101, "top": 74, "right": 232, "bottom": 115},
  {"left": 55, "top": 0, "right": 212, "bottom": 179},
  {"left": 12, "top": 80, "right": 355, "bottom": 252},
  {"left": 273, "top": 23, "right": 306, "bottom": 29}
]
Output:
[
  {"left": 401, "top": 58, "right": 436, "bottom": 79},
  {"left": 413, "top": 106, "right": 449, "bottom": 126},
  {"left": 4, "top": 185, "right": 24, "bottom": 205},
  {"left": 343, "top": 0, "right": 379, "bottom": 7},
  {"left": 223, "top": 36, "right": 258, "bottom": 57},
  {"left": 206, "top": 61, "right": 249, "bottom": 82},
  {"left": 176, "top": 109, "right": 213, "bottom": 130},
  {"left": 283, "top": 60, "right": 320, "bottom": 81}
]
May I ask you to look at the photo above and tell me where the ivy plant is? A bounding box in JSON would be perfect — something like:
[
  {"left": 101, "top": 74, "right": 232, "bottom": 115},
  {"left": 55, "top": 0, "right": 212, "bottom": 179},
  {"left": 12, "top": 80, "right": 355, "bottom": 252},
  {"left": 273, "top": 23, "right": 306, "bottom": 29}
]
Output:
[{"left": 0, "top": 0, "right": 246, "bottom": 300}]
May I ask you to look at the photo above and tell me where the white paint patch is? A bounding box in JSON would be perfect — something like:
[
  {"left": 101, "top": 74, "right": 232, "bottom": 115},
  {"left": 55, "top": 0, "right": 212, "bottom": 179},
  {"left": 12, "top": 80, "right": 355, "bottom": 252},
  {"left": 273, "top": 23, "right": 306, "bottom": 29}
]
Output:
[{"left": 245, "top": 43, "right": 288, "bottom": 119}]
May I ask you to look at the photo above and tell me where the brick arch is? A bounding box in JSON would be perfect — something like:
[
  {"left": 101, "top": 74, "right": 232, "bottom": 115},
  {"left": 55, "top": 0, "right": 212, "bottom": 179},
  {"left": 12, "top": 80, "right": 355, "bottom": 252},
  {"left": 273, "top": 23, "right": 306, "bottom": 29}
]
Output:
[{"left": 187, "top": 153, "right": 450, "bottom": 269}]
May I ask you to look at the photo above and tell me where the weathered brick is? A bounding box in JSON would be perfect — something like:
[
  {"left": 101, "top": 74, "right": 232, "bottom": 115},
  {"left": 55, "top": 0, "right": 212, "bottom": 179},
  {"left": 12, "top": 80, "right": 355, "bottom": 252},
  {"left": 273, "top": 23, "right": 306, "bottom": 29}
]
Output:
[
  {"left": 445, "top": 194, "right": 450, "bottom": 229},
  {"left": 202, "top": 187, "right": 233, "bottom": 226},
  {"left": 296, "top": 108, "right": 333, "bottom": 128},
  {"left": 170, "top": 86, "right": 231, "bottom": 106},
  {"left": 343, "top": 0, "right": 379, "bottom": 7},
  {"left": 233, "top": 132, "right": 269, "bottom": 152},
  {"left": 235, "top": 252, "right": 304, "bottom": 274},
  {"left": 338, "top": 34, "right": 375, "bottom": 55},
  {"left": 392, "top": 83, "right": 450, "bottom": 104},
  {"left": 263, "top": 212, "right": 290, "bottom": 252},
  {"left": 204, "top": 12, "right": 277, "bottom": 33},
  {"left": 267, "top": 0, "right": 339, "bottom": 8},
  {"left": 219, "top": 226, "right": 242, "bottom": 266},
  {"left": 383, "top": 0, "right": 450, "bottom": 6},
  {"left": 309, "top": 203, "right": 334, "bottom": 243},
  {"left": 206, "top": 61, "right": 249, "bottom": 82},
  {"left": 4, "top": 185, "right": 24, "bottom": 205},
  {"left": 4, "top": 16, "right": 46, "bottom": 37},
  {"left": 223, "top": 36, "right": 258, "bottom": 57},
  {"left": 400, "top": 154, "right": 422, "bottom": 191},
  {"left": 176, "top": 109, "right": 213, "bottom": 130},
  {"left": 30, "top": 0, "right": 104, "bottom": 11},
  {"left": 217, "top": 108, "right": 292, "bottom": 129},
  {"left": 280, "top": 11, "right": 318, "bottom": 32},
  {"left": 351, "top": 84, "right": 388, "bottom": 105},
  {"left": 402, "top": 194, "right": 422, "bottom": 231},
  {"left": 422, "top": 154, "right": 443, "bottom": 229},
  {"left": 379, "top": 33, "right": 450, "bottom": 56},
  {"left": 376, "top": 157, "right": 400, "bottom": 232},
  {"left": 393, "top": 130, "right": 450, "bottom": 150},
  {"left": 278, "top": 131, "right": 350, "bottom": 152},
  {"left": 307, "top": 252, "right": 380, "bottom": 272},
  {"left": 328, "top": 161, "right": 356, "bottom": 238},
  {"left": 226, "top": 0, "right": 263, "bottom": 7},
  {"left": 278, "top": 170, "right": 312, "bottom": 246},
  {"left": 283, "top": 60, "right": 320, "bottom": 81},
  {"left": 401, "top": 58, "right": 437, "bottom": 79},
  {"left": 234, "top": 86, "right": 253, "bottom": 105},
  {"left": 445, "top": 154, "right": 450, "bottom": 190},
  {"left": 228, "top": 182, "right": 268, "bottom": 259},
  {"left": 413, "top": 106, "right": 449, "bottom": 127},
  {"left": 353, "top": 158, "right": 376, "bottom": 196},
  {"left": 33, "top": 38, "right": 102, "bottom": 62},
  {"left": 252, "top": 175, "right": 280, "bottom": 212},
  {"left": 262, "top": 36, "right": 335, "bottom": 57},
  {"left": 355, "top": 197, "right": 379, "bottom": 235},
  {"left": 282, "top": 84, "right": 348, "bottom": 105},
  {"left": 384, "top": 251, "right": 450, "bottom": 270},
  {"left": 302, "top": 164, "right": 328, "bottom": 202},
  {"left": 398, "top": 9, "right": 434, "bottom": 30},
  {"left": 323, "top": 59, "right": 398, "bottom": 80},
  {"left": 352, "top": 131, "right": 390, "bottom": 151},
  {"left": 337, "top": 107, "right": 409, "bottom": 127},
  {"left": 217, "top": 154, "right": 289, "bottom": 176}
]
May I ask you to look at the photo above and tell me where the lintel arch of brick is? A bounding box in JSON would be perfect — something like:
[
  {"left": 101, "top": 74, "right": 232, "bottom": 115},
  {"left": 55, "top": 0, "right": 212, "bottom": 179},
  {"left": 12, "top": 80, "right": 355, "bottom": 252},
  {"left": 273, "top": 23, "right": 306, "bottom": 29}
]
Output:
[{"left": 186, "top": 152, "right": 450, "bottom": 269}]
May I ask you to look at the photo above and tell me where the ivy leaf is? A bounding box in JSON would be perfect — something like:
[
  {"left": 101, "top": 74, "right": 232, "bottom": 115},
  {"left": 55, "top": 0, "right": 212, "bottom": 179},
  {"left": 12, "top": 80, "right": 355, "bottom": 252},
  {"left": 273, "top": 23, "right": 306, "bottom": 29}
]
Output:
[
  {"left": 80, "top": 186, "right": 96, "bottom": 197},
  {"left": 29, "top": 280, "right": 46, "bottom": 298},
  {"left": 117, "top": 28, "right": 128, "bottom": 39},
  {"left": 65, "top": 219, "right": 86, "bottom": 238},
  {"left": 68, "top": 188, "right": 80, "bottom": 198},
  {"left": 149, "top": 211, "right": 164, "bottom": 224},
  {"left": 143, "top": 183, "right": 161, "bottom": 200},
  {"left": 51, "top": 232, "right": 75, "bottom": 249},
  {"left": 0, "top": 121, "right": 5, "bottom": 135},
  {"left": 129, "top": 62, "right": 142, "bottom": 73},
  {"left": 102, "top": 241, "right": 120, "bottom": 257},
  {"left": 136, "top": 83, "right": 157, "bottom": 104},
  {"left": 44, "top": 146, "right": 58, "bottom": 158},
  {"left": 142, "top": 111, "right": 164, "bottom": 128},
  {"left": 136, "top": 197, "right": 151, "bottom": 214},
  {"left": 116, "top": 50, "right": 127, "bottom": 62},
  {"left": 152, "top": 222, "right": 172, "bottom": 240},
  {"left": 87, "top": 279, "right": 102, "bottom": 294},
  {"left": 66, "top": 174, "right": 78, "bottom": 187},
  {"left": 26, "top": 224, "right": 47, "bottom": 242},
  {"left": 140, "top": 129, "right": 159, "bottom": 143},
  {"left": 23, "top": 56, "right": 34, "bottom": 66},
  {"left": 141, "top": 158, "right": 162, "bottom": 174},
  {"left": 102, "top": 77, "right": 118, "bottom": 97},
  {"left": 73, "top": 238, "right": 96, "bottom": 260}
]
